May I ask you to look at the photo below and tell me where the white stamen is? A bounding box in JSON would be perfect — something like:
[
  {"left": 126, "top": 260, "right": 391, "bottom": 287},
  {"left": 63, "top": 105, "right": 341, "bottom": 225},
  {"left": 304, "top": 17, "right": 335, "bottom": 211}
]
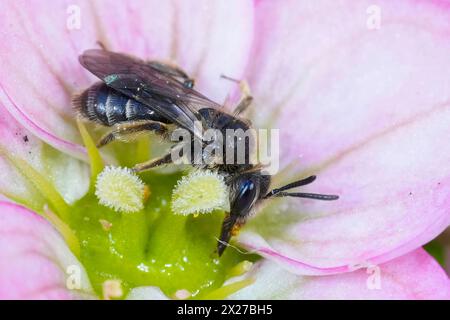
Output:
[
  {"left": 171, "top": 170, "right": 229, "bottom": 215},
  {"left": 95, "top": 166, "right": 145, "bottom": 213}
]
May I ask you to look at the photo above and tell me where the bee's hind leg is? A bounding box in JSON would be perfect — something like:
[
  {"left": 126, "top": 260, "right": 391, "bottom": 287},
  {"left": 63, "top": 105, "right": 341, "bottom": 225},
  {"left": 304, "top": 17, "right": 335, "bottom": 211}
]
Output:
[{"left": 97, "top": 120, "right": 168, "bottom": 148}]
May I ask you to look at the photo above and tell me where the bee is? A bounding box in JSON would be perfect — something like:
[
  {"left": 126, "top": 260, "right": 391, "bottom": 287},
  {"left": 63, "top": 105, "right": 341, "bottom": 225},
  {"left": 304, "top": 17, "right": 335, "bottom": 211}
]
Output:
[{"left": 74, "top": 49, "right": 339, "bottom": 256}]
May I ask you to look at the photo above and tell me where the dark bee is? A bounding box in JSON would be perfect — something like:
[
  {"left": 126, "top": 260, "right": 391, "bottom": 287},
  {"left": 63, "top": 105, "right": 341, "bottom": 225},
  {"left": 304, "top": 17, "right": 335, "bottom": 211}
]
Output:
[{"left": 74, "top": 49, "right": 339, "bottom": 256}]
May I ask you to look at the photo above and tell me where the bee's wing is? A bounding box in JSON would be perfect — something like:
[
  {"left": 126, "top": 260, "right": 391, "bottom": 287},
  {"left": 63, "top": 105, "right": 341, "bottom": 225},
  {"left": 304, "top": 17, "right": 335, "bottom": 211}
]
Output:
[{"left": 79, "top": 49, "right": 221, "bottom": 137}]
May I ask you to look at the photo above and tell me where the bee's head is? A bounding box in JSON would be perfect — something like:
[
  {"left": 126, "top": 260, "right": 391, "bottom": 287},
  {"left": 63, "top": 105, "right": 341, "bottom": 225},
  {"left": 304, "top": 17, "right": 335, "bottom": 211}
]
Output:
[
  {"left": 217, "top": 172, "right": 269, "bottom": 256},
  {"left": 217, "top": 173, "right": 339, "bottom": 256}
]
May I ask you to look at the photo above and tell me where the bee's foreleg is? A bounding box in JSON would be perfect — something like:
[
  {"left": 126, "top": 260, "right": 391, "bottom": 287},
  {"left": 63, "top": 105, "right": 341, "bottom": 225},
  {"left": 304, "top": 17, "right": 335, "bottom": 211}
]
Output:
[
  {"left": 217, "top": 214, "right": 244, "bottom": 257},
  {"left": 96, "top": 120, "right": 168, "bottom": 148}
]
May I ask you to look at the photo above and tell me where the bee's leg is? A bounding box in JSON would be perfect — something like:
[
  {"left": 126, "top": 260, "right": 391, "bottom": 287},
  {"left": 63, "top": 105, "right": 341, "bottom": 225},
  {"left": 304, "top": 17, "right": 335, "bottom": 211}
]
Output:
[
  {"left": 96, "top": 40, "right": 108, "bottom": 51},
  {"left": 233, "top": 80, "right": 253, "bottom": 116},
  {"left": 132, "top": 152, "right": 173, "bottom": 172},
  {"left": 147, "top": 60, "right": 195, "bottom": 89},
  {"left": 132, "top": 142, "right": 190, "bottom": 172},
  {"left": 220, "top": 75, "right": 253, "bottom": 116},
  {"left": 97, "top": 120, "right": 168, "bottom": 148}
]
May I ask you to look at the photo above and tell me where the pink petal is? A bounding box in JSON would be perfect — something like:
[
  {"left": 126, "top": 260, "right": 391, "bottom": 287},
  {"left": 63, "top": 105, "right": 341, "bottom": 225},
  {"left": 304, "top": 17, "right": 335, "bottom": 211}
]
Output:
[
  {"left": 239, "top": 0, "right": 450, "bottom": 273},
  {"left": 0, "top": 201, "right": 93, "bottom": 299},
  {"left": 0, "top": 0, "right": 253, "bottom": 156},
  {"left": 0, "top": 0, "right": 95, "bottom": 157},
  {"left": 95, "top": 0, "right": 254, "bottom": 103},
  {"left": 229, "top": 249, "right": 450, "bottom": 299},
  {"left": 0, "top": 103, "right": 45, "bottom": 206},
  {"left": 0, "top": 101, "right": 89, "bottom": 206}
]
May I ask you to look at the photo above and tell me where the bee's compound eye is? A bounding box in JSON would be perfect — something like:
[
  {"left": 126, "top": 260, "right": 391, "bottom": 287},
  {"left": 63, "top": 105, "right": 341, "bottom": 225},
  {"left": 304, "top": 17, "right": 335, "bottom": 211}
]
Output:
[
  {"left": 232, "top": 179, "right": 258, "bottom": 215},
  {"left": 239, "top": 180, "right": 255, "bottom": 198}
]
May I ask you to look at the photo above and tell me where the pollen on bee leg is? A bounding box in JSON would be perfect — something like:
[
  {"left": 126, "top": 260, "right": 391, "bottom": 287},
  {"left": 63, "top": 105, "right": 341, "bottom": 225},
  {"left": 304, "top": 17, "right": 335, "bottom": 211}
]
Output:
[
  {"left": 95, "top": 166, "right": 146, "bottom": 213},
  {"left": 171, "top": 170, "right": 229, "bottom": 216},
  {"left": 231, "top": 223, "right": 242, "bottom": 236}
]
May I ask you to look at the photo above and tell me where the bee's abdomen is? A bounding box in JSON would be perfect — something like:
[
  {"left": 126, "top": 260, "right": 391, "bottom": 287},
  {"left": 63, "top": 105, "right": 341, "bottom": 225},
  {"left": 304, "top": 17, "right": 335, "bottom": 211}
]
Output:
[{"left": 73, "top": 82, "right": 169, "bottom": 126}]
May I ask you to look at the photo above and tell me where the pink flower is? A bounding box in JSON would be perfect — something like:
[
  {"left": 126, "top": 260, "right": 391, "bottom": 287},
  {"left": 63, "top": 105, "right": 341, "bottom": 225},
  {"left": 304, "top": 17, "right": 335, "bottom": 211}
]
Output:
[{"left": 0, "top": 0, "right": 449, "bottom": 299}]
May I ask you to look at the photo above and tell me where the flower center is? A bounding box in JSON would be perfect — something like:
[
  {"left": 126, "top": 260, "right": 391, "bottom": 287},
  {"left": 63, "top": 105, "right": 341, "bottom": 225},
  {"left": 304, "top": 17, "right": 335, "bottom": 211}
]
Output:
[{"left": 65, "top": 122, "right": 254, "bottom": 298}]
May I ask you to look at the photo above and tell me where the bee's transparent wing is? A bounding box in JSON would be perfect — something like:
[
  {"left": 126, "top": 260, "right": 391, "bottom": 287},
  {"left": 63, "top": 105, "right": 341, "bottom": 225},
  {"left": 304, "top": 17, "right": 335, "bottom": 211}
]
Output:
[{"left": 79, "top": 49, "right": 221, "bottom": 137}]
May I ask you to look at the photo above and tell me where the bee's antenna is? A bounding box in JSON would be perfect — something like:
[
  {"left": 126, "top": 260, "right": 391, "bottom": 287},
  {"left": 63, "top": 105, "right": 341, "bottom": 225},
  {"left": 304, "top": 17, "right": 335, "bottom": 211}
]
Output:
[
  {"left": 273, "top": 192, "right": 339, "bottom": 201},
  {"left": 264, "top": 175, "right": 339, "bottom": 201},
  {"left": 263, "top": 175, "right": 317, "bottom": 198}
]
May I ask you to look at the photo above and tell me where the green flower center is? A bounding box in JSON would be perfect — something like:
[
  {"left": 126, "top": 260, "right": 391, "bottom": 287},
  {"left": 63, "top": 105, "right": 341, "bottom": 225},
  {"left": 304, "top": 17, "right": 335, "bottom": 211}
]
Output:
[
  {"left": 71, "top": 175, "right": 242, "bottom": 298},
  {"left": 68, "top": 121, "right": 254, "bottom": 299}
]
